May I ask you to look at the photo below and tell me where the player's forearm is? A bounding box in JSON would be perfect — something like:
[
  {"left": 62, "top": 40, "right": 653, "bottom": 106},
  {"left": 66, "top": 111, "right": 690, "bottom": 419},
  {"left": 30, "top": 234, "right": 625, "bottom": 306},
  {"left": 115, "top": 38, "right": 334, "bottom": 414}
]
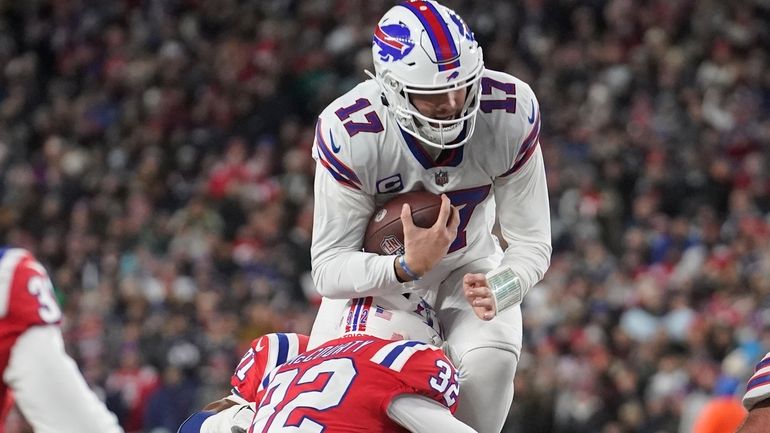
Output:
[
  {"left": 496, "top": 146, "right": 552, "bottom": 293},
  {"left": 498, "top": 237, "right": 551, "bottom": 292},
  {"left": 311, "top": 251, "right": 404, "bottom": 298},
  {"left": 6, "top": 326, "right": 124, "bottom": 433},
  {"left": 387, "top": 395, "right": 478, "bottom": 433},
  {"left": 311, "top": 170, "right": 405, "bottom": 297}
]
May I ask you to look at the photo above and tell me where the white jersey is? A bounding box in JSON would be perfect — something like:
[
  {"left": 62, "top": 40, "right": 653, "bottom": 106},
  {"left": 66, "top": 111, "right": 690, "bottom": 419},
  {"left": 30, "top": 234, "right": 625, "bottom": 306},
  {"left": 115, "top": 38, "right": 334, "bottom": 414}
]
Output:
[
  {"left": 310, "top": 69, "right": 551, "bottom": 302},
  {"left": 744, "top": 351, "right": 770, "bottom": 410}
]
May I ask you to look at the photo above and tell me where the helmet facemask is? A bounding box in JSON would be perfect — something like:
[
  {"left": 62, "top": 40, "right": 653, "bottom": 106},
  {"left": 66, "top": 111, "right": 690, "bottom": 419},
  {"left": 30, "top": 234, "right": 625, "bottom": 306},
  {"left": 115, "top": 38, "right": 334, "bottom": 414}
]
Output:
[{"left": 369, "top": 59, "right": 483, "bottom": 150}]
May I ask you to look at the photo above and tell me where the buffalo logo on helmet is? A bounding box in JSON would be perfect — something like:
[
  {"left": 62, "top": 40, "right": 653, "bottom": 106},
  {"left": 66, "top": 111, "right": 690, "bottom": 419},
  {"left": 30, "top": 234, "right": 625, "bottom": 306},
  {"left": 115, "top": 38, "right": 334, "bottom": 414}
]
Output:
[{"left": 373, "top": 21, "right": 415, "bottom": 62}]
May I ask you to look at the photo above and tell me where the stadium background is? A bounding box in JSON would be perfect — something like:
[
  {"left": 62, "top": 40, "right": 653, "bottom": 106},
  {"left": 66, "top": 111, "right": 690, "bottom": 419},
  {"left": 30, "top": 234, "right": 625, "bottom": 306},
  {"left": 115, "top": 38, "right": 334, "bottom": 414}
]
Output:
[{"left": 1, "top": 0, "right": 769, "bottom": 432}]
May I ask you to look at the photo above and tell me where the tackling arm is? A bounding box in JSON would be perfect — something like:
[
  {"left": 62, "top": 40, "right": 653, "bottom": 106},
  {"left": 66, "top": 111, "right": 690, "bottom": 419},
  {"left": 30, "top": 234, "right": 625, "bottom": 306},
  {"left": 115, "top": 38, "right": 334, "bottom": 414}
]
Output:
[
  {"left": 178, "top": 398, "right": 254, "bottom": 433},
  {"left": 387, "top": 394, "right": 477, "bottom": 433},
  {"left": 4, "top": 326, "right": 123, "bottom": 433}
]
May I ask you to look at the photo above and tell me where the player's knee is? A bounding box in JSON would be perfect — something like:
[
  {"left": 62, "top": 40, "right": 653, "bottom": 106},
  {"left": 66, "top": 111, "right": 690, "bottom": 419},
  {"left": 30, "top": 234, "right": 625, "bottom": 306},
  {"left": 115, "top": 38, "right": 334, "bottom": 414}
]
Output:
[
  {"left": 454, "top": 348, "right": 518, "bottom": 433},
  {"left": 457, "top": 347, "right": 518, "bottom": 386},
  {"left": 456, "top": 347, "right": 518, "bottom": 401}
]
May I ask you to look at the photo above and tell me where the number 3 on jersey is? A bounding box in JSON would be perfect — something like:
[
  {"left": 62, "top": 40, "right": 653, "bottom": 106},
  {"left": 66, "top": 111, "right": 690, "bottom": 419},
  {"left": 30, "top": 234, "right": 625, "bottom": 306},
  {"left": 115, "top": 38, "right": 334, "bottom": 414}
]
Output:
[
  {"left": 251, "top": 358, "right": 356, "bottom": 433},
  {"left": 26, "top": 262, "right": 62, "bottom": 324},
  {"left": 429, "top": 359, "right": 460, "bottom": 407}
]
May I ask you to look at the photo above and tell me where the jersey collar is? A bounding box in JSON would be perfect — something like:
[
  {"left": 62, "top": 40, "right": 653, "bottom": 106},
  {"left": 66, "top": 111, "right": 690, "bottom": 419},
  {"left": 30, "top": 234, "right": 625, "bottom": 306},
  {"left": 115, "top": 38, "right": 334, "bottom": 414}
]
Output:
[{"left": 398, "top": 124, "right": 467, "bottom": 169}]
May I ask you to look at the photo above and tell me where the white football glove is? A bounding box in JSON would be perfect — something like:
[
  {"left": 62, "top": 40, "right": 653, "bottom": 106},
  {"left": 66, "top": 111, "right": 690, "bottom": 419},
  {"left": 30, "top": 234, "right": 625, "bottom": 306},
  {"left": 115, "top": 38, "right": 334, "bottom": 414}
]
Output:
[{"left": 201, "top": 403, "right": 255, "bottom": 433}]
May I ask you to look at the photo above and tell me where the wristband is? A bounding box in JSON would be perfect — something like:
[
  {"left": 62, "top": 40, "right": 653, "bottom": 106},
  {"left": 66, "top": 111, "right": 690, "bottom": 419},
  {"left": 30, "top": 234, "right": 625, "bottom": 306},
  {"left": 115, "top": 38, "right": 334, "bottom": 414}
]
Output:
[
  {"left": 398, "top": 255, "right": 421, "bottom": 281},
  {"left": 486, "top": 267, "right": 522, "bottom": 313}
]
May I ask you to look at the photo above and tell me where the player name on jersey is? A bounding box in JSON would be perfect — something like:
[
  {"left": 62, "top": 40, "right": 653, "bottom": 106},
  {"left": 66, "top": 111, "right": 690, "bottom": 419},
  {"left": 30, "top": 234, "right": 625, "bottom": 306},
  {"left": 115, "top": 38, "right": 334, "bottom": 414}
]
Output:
[{"left": 284, "top": 339, "right": 375, "bottom": 366}]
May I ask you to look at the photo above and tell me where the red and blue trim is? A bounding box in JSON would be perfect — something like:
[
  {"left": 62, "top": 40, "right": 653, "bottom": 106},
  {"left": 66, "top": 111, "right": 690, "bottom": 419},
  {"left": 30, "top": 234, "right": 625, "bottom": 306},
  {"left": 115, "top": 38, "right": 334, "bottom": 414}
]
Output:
[
  {"left": 401, "top": 1, "right": 460, "bottom": 70},
  {"left": 346, "top": 297, "right": 373, "bottom": 332},
  {"left": 747, "top": 371, "right": 770, "bottom": 392},
  {"left": 398, "top": 125, "right": 467, "bottom": 169},
  {"left": 754, "top": 356, "right": 770, "bottom": 373},
  {"left": 315, "top": 120, "right": 361, "bottom": 190},
  {"left": 376, "top": 340, "right": 425, "bottom": 368},
  {"left": 501, "top": 112, "right": 541, "bottom": 177}
]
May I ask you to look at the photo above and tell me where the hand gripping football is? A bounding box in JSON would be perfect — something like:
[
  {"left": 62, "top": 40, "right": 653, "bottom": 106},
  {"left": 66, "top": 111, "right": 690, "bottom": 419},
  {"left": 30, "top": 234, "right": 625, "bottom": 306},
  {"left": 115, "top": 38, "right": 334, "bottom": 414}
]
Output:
[{"left": 363, "top": 191, "right": 442, "bottom": 255}]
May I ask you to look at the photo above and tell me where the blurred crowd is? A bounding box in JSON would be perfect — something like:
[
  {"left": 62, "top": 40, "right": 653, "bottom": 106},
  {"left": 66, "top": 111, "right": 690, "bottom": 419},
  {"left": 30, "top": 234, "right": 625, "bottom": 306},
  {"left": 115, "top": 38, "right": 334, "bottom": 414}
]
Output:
[{"left": 0, "top": 0, "right": 769, "bottom": 432}]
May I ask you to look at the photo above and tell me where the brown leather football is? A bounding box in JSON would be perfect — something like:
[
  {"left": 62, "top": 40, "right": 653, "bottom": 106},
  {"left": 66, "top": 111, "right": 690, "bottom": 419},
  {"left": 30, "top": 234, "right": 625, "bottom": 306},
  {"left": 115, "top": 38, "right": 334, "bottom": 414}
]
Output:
[{"left": 363, "top": 191, "right": 442, "bottom": 254}]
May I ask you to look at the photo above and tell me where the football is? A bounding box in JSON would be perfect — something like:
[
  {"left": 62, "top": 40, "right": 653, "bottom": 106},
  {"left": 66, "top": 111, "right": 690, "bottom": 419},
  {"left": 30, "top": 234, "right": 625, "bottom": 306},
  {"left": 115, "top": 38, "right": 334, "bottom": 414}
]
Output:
[{"left": 363, "top": 191, "right": 443, "bottom": 255}]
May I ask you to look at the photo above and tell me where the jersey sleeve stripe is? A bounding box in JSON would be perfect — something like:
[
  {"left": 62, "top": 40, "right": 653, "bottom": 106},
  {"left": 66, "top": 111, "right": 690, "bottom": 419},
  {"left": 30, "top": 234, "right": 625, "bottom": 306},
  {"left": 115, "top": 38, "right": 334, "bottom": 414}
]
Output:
[
  {"left": 315, "top": 121, "right": 361, "bottom": 185},
  {"left": 744, "top": 354, "right": 770, "bottom": 410},
  {"left": 264, "top": 333, "right": 279, "bottom": 379},
  {"left": 501, "top": 113, "right": 541, "bottom": 177},
  {"left": 370, "top": 341, "right": 408, "bottom": 364},
  {"left": 0, "top": 248, "right": 27, "bottom": 318},
  {"left": 317, "top": 157, "right": 361, "bottom": 190},
  {"left": 754, "top": 356, "right": 770, "bottom": 373},
  {"left": 747, "top": 371, "right": 770, "bottom": 392},
  {"left": 385, "top": 344, "right": 434, "bottom": 372},
  {"left": 276, "top": 333, "right": 290, "bottom": 366},
  {"left": 286, "top": 333, "right": 302, "bottom": 361},
  {"left": 370, "top": 340, "right": 429, "bottom": 371},
  {"left": 516, "top": 113, "right": 541, "bottom": 160}
]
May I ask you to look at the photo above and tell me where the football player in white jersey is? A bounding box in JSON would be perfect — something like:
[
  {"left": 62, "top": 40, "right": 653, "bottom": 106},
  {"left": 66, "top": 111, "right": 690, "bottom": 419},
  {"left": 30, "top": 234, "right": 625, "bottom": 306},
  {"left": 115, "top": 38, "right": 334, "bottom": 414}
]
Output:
[{"left": 308, "top": 1, "right": 551, "bottom": 432}]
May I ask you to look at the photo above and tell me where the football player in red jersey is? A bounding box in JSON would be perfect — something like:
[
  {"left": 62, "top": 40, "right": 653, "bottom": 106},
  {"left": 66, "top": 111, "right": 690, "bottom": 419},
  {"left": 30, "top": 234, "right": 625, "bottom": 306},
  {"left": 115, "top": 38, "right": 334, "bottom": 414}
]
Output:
[
  {"left": 248, "top": 295, "right": 476, "bottom": 433},
  {"left": 178, "top": 333, "right": 309, "bottom": 433},
  {"left": 0, "top": 247, "right": 123, "bottom": 433}
]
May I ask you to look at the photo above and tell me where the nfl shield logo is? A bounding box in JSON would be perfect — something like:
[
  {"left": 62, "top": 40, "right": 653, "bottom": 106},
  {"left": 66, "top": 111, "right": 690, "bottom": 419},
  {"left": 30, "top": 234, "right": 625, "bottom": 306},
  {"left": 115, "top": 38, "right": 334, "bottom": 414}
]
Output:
[
  {"left": 434, "top": 170, "right": 449, "bottom": 186},
  {"left": 380, "top": 235, "right": 405, "bottom": 255}
]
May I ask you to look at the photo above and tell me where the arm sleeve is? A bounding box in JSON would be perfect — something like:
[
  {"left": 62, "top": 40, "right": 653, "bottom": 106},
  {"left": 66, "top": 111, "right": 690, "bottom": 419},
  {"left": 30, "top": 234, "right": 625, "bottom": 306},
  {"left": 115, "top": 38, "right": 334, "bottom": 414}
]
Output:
[
  {"left": 744, "top": 352, "right": 770, "bottom": 410},
  {"left": 492, "top": 145, "right": 552, "bottom": 297},
  {"left": 387, "top": 395, "right": 477, "bottom": 433},
  {"left": 231, "top": 333, "right": 309, "bottom": 402},
  {"left": 3, "top": 326, "right": 123, "bottom": 433},
  {"left": 310, "top": 165, "right": 405, "bottom": 298}
]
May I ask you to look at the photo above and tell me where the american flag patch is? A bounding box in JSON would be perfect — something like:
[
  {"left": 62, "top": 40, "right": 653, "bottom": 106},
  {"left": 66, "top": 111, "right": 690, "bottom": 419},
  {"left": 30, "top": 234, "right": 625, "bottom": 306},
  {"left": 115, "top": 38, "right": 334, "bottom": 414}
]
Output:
[{"left": 374, "top": 305, "right": 393, "bottom": 320}]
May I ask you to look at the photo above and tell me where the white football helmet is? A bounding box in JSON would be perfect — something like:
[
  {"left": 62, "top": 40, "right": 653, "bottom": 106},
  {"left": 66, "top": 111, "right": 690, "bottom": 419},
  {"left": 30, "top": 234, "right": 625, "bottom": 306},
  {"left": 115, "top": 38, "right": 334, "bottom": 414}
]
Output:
[
  {"left": 368, "top": 0, "right": 484, "bottom": 149},
  {"left": 337, "top": 295, "right": 443, "bottom": 346}
]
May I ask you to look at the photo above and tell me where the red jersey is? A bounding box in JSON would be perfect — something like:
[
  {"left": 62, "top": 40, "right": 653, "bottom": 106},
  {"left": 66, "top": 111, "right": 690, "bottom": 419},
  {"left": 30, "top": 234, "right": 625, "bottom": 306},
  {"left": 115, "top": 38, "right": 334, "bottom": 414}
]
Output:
[
  {"left": 0, "top": 248, "right": 62, "bottom": 424},
  {"left": 231, "top": 333, "right": 309, "bottom": 403},
  {"left": 249, "top": 336, "right": 460, "bottom": 433}
]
